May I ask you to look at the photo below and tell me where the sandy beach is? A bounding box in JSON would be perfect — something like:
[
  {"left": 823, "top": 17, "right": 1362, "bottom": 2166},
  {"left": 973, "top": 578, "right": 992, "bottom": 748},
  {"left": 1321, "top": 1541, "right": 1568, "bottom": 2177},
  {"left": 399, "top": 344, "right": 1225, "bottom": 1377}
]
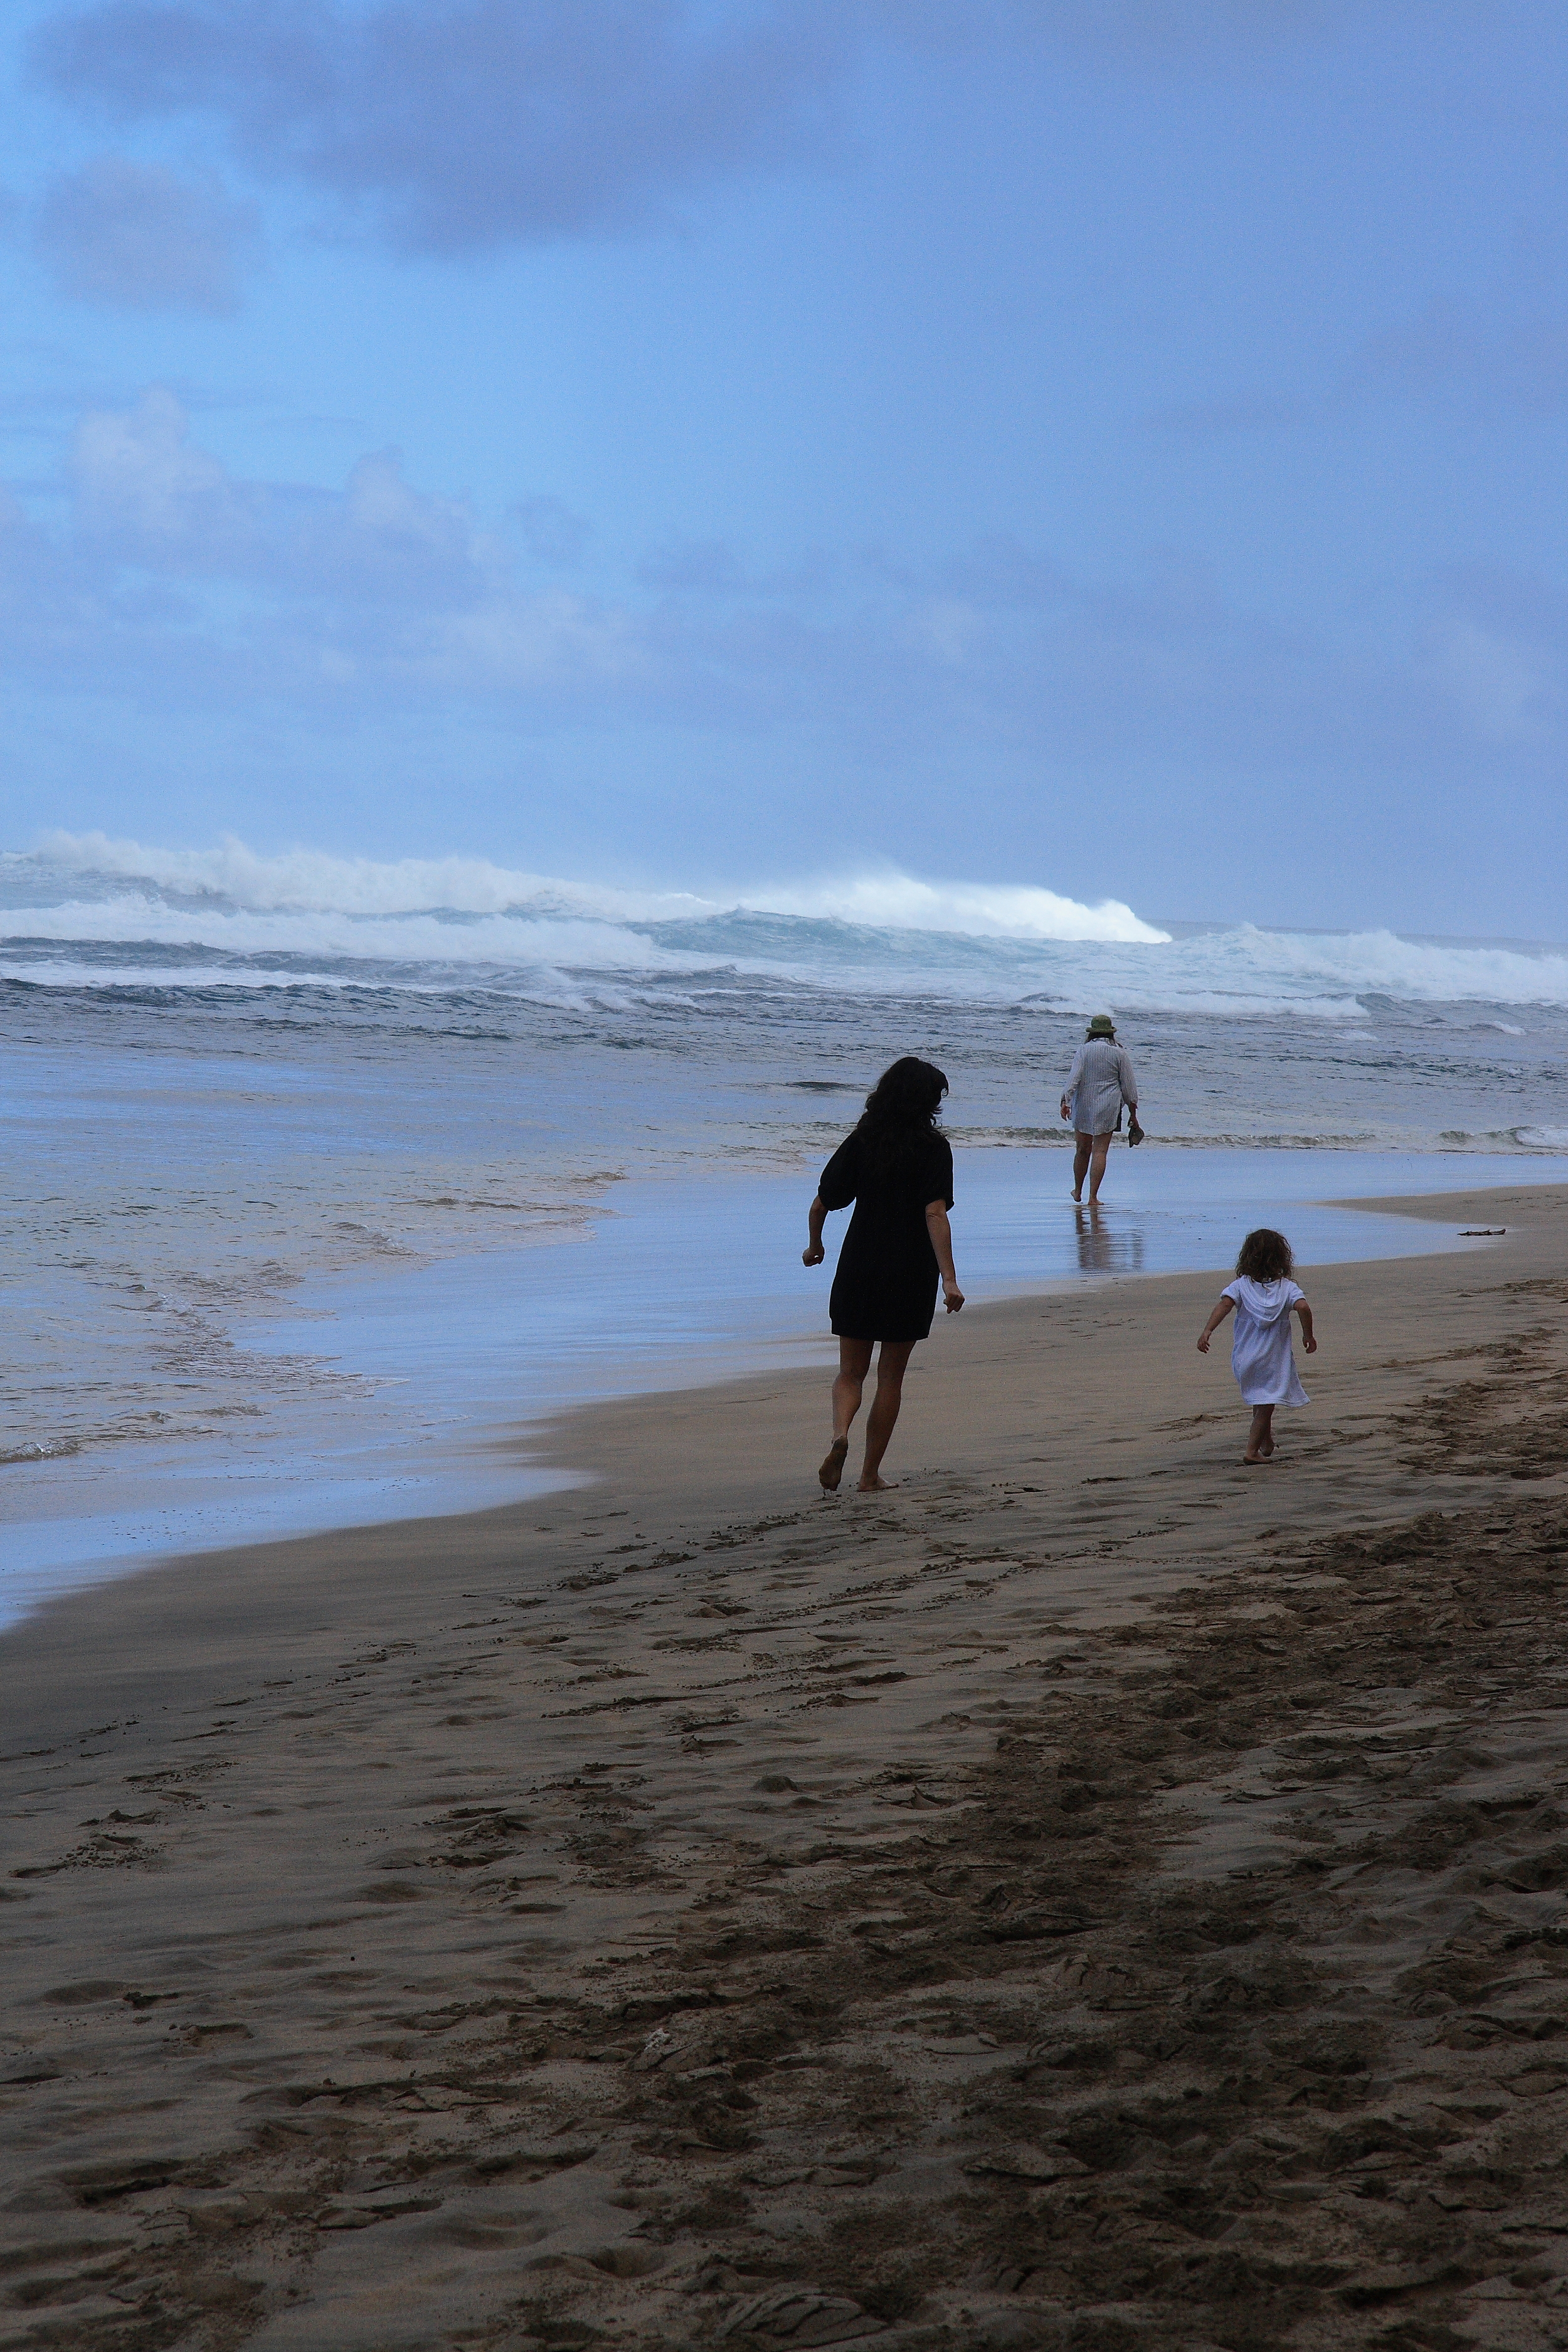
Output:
[{"left": 6, "top": 1180, "right": 1568, "bottom": 2351}]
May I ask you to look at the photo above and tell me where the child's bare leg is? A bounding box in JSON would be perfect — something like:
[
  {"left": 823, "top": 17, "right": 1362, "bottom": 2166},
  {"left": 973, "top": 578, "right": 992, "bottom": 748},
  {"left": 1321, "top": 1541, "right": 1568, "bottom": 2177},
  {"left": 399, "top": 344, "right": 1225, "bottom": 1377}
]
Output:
[{"left": 1243, "top": 1405, "right": 1274, "bottom": 1463}]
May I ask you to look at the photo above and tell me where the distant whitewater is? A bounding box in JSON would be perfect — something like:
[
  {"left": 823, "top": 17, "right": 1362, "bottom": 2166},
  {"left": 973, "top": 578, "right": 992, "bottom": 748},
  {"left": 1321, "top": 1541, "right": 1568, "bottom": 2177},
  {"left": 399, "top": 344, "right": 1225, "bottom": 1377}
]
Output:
[{"left": 9, "top": 832, "right": 1568, "bottom": 1020}]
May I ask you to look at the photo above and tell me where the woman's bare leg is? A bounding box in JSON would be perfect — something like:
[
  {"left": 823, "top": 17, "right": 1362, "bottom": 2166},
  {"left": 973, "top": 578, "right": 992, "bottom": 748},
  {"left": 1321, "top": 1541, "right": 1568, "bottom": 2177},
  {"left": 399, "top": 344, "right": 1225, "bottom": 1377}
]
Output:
[
  {"left": 1071, "top": 1134, "right": 1091, "bottom": 1201},
  {"left": 822, "top": 1338, "right": 873, "bottom": 1488},
  {"left": 1244, "top": 1405, "right": 1275, "bottom": 1464},
  {"left": 832, "top": 1338, "right": 874, "bottom": 1440},
  {"left": 1086, "top": 1132, "right": 1113, "bottom": 1203},
  {"left": 859, "top": 1339, "right": 917, "bottom": 1491}
]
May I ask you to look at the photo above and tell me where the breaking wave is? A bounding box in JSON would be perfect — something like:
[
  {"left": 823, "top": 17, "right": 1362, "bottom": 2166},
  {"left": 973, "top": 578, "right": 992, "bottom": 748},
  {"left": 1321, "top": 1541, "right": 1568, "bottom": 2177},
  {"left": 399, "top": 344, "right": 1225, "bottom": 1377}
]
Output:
[{"left": 5, "top": 832, "right": 1568, "bottom": 1017}]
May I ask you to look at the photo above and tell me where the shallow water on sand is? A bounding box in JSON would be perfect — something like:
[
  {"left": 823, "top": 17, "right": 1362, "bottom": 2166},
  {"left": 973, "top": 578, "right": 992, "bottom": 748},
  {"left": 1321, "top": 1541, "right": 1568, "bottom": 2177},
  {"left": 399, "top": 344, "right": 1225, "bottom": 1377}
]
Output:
[{"left": 2, "top": 1144, "right": 1553, "bottom": 1628}]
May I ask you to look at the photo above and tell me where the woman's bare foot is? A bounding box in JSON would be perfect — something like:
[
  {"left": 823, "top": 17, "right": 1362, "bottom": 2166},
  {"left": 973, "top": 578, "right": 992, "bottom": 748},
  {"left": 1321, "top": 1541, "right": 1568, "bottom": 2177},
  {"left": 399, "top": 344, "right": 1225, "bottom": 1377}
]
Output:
[
  {"left": 858, "top": 1473, "right": 891, "bottom": 1492},
  {"left": 818, "top": 1437, "right": 849, "bottom": 1492},
  {"left": 1259, "top": 1436, "right": 1275, "bottom": 1458},
  {"left": 1241, "top": 1452, "right": 1271, "bottom": 1465}
]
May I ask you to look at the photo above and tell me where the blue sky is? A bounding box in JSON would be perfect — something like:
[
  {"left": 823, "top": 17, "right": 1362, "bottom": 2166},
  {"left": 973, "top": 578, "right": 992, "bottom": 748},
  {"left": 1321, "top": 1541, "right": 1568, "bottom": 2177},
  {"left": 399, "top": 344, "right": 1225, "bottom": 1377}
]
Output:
[{"left": 1, "top": 0, "right": 1565, "bottom": 931}]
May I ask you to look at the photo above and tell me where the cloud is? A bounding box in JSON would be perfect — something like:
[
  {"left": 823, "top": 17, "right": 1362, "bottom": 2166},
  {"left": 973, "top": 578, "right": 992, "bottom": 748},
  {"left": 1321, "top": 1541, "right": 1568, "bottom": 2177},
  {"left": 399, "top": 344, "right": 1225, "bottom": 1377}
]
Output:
[
  {"left": 1433, "top": 618, "right": 1552, "bottom": 741},
  {"left": 508, "top": 494, "right": 592, "bottom": 569},
  {"left": 18, "top": 0, "right": 1407, "bottom": 264},
  {"left": 1419, "top": 571, "right": 1567, "bottom": 745},
  {"left": 1, "top": 384, "right": 1565, "bottom": 806},
  {"left": 1142, "top": 390, "right": 1319, "bottom": 438},
  {"left": 31, "top": 0, "right": 850, "bottom": 253},
  {"left": 72, "top": 384, "right": 235, "bottom": 539},
  {"left": 70, "top": 385, "right": 507, "bottom": 605},
  {"left": 875, "top": 0, "right": 1349, "bottom": 66},
  {"left": 1357, "top": 299, "right": 1568, "bottom": 418},
  {"left": 1140, "top": 299, "right": 1568, "bottom": 443},
  {"left": 633, "top": 538, "right": 844, "bottom": 600},
  {"left": 0, "top": 385, "right": 650, "bottom": 703},
  {"left": 636, "top": 538, "right": 749, "bottom": 595},
  {"left": 34, "top": 154, "right": 258, "bottom": 310}
]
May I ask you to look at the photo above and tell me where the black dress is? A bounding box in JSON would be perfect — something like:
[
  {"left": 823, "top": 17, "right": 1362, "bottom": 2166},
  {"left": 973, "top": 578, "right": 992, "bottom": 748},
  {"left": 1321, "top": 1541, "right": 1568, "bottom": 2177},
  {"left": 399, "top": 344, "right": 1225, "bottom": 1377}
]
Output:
[{"left": 820, "top": 1127, "right": 955, "bottom": 1342}]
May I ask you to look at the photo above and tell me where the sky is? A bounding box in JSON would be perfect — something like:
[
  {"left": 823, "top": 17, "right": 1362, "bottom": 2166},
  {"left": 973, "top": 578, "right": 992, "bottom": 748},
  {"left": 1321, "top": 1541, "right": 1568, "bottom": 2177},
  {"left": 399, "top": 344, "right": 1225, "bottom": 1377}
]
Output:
[{"left": 1, "top": 0, "right": 1565, "bottom": 933}]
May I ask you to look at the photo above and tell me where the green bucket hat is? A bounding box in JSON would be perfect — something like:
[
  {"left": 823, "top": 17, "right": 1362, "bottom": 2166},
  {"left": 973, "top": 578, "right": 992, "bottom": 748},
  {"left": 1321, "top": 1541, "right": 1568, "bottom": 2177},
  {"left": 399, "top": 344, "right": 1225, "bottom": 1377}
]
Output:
[{"left": 1086, "top": 1013, "right": 1116, "bottom": 1037}]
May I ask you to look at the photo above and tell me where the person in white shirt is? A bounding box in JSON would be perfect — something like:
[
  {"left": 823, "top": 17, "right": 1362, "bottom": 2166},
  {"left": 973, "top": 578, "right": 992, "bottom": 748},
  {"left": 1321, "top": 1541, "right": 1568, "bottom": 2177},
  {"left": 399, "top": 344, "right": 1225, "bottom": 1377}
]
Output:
[
  {"left": 1195, "top": 1227, "right": 1318, "bottom": 1464},
  {"left": 1059, "top": 1014, "right": 1140, "bottom": 1204}
]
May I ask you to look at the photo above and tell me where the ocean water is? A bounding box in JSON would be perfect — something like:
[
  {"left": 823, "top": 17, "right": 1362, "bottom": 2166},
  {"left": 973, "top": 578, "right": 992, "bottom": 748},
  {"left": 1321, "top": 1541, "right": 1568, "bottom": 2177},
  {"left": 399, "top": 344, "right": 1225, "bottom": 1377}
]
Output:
[{"left": 6, "top": 833, "right": 1568, "bottom": 1625}]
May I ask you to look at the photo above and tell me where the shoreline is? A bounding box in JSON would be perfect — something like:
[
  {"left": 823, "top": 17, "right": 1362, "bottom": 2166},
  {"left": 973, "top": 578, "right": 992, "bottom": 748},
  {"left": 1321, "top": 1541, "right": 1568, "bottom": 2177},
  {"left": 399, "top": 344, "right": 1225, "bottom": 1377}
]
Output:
[
  {"left": 0, "top": 1176, "right": 1532, "bottom": 1712},
  {"left": 4, "top": 1146, "right": 1555, "bottom": 1634},
  {"left": 6, "top": 1180, "right": 1568, "bottom": 2347}
]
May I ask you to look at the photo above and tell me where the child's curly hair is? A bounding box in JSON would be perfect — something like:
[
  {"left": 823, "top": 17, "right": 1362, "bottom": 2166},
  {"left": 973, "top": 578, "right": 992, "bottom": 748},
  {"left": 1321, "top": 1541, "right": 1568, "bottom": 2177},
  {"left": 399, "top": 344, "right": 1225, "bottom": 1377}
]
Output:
[{"left": 1236, "top": 1227, "right": 1294, "bottom": 1281}]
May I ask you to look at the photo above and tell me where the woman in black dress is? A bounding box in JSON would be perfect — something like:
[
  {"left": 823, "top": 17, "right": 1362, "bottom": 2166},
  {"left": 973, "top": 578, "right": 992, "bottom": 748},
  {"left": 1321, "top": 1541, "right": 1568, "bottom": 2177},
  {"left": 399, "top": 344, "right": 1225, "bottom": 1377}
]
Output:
[{"left": 802, "top": 1056, "right": 964, "bottom": 1493}]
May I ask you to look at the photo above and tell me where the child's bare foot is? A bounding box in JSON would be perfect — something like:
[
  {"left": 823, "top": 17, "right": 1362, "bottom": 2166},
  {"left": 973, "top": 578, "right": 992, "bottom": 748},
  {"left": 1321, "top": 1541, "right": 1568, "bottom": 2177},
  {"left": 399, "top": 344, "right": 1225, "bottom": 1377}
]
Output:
[{"left": 818, "top": 1437, "right": 849, "bottom": 1491}]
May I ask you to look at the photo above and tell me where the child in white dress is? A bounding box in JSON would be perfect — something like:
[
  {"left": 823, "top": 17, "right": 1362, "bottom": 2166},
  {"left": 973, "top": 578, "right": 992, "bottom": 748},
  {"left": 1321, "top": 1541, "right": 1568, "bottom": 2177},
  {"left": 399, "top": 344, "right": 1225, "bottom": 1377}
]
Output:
[{"left": 1196, "top": 1228, "right": 1316, "bottom": 1464}]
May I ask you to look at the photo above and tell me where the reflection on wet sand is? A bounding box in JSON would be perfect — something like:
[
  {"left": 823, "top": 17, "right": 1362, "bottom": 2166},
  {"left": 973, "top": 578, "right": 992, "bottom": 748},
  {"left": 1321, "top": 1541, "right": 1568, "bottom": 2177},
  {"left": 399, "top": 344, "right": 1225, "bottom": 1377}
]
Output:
[{"left": 1073, "top": 1200, "right": 1148, "bottom": 1274}]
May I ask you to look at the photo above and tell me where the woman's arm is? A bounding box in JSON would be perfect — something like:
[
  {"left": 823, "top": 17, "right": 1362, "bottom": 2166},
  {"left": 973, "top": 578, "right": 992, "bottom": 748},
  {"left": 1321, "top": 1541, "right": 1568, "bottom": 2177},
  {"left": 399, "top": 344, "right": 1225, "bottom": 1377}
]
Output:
[
  {"left": 1293, "top": 1296, "right": 1316, "bottom": 1353},
  {"left": 926, "top": 1201, "right": 964, "bottom": 1311},
  {"left": 1195, "top": 1295, "right": 1234, "bottom": 1352},
  {"left": 802, "top": 1194, "right": 828, "bottom": 1267},
  {"left": 1120, "top": 1048, "right": 1137, "bottom": 1111}
]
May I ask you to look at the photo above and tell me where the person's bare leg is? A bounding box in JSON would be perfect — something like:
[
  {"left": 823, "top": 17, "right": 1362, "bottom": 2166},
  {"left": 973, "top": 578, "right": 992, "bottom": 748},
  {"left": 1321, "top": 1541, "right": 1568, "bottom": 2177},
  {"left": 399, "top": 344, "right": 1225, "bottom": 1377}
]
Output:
[
  {"left": 1071, "top": 1134, "right": 1091, "bottom": 1201},
  {"left": 1244, "top": 1405, "right": 1274, "bottom": 1464},
  {"left": 822, "top": 1338, "right": 872, "bottom": 1489},
  {"left": 1086, "top": 1132, "right": 1112, "bottom": 1203},
  {"left": 859, "top": 1340, "right": 916, "bottom": 1491}
]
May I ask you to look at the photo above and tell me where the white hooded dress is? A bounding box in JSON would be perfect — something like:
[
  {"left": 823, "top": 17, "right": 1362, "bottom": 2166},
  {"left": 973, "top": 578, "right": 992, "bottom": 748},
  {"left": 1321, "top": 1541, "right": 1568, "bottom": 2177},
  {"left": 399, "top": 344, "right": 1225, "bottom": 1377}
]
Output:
[{"left": 1222, "top": 1276, "right": 1309, "bottom": 1407}]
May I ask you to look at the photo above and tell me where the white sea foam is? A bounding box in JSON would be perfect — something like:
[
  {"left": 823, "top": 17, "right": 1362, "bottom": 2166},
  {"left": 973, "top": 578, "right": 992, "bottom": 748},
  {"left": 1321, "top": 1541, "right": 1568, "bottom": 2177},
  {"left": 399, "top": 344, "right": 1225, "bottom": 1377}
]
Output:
[
  {"left": 734, "top": 872, "right": 1167, "bottom": 943},
  {"left": 2, "top": 959, "right": 459, "bottom": 993},
  {"left": 21, "top": 834, "right": 1162, "bottom": 943},
  {"left": 28, "top": 831, "right": 714, "bottom": 923},
  {"left": 8, "top": 834, "right": 1568, "bottom": 1013},
  {"left": 0, "top": 901, "right": 689, "bottom": 972}
]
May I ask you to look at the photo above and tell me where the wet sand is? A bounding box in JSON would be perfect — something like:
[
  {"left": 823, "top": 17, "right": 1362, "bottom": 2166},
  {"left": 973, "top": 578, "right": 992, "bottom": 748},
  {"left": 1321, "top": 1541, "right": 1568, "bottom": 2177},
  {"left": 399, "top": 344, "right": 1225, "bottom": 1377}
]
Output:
[{"left": 5, "top": 1182, "right": 1568, "bottom": 2351}]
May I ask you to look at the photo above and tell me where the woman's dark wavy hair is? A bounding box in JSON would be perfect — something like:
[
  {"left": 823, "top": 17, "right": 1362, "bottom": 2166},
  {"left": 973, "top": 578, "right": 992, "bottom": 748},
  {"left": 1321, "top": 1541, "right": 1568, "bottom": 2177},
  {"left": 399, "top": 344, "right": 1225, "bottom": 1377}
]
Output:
[
  {"left": 1236, "top": 1227, "right": 1293, "bottom": 1281},
  {"left": 856, "top": 1056, "right": 948, "bottom": 1172}
]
